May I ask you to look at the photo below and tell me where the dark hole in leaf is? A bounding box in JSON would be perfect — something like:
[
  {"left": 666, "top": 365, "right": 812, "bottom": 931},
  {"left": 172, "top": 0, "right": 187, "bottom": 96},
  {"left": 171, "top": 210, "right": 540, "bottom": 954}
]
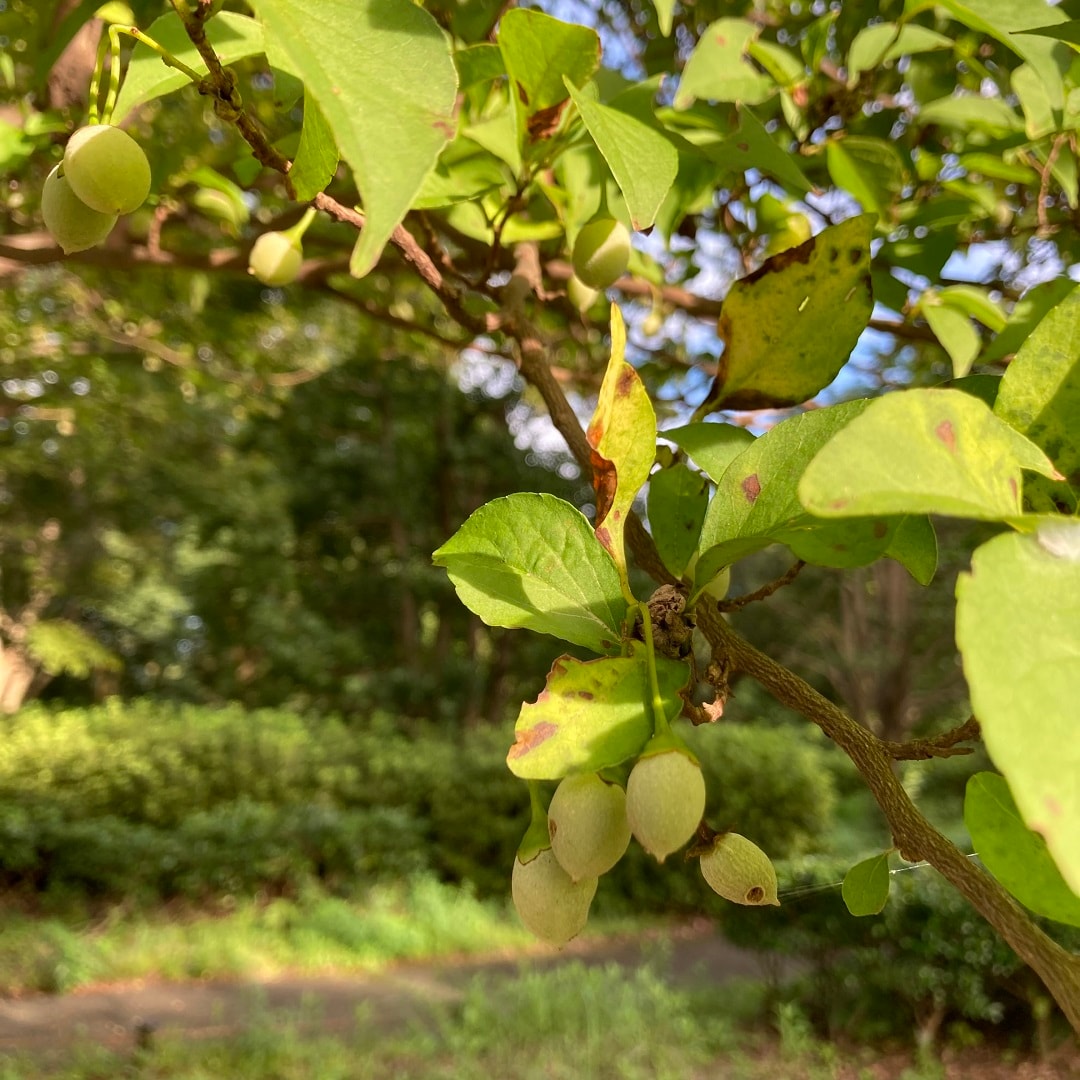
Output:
[
  {"left": 849, "top": 247, "right": 864, "bottom": 264},
  {"left": 873, "top": 521, "right": 888, "bottom": 538},
  {"left": 747, "top": 886, "right": 764, "bottom": 903}
]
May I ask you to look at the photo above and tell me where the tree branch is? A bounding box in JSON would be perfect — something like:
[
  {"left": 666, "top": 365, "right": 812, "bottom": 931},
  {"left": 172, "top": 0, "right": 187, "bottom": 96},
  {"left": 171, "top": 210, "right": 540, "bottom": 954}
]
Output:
[
  {"left": 717, "top": 561, "right": 805, "bottom": 613},
  {"left": 883, "top": 715, "right": 981, "bottom": 761}
]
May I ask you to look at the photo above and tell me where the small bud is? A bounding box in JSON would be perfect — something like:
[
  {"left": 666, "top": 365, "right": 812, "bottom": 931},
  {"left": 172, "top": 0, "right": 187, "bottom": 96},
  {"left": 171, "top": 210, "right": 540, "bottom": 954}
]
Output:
[{"left": 700, "top": 832, "right": 780, "bottom": 906}]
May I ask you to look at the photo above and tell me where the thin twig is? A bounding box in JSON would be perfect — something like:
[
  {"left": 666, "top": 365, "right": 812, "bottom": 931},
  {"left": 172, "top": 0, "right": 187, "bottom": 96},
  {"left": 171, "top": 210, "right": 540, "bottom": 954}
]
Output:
[
  {"left": 717, "top": 560, "right": 805, "bottom": 612},
  {"left": 883, "top": 716, "right": 981, "bottom": 761}
]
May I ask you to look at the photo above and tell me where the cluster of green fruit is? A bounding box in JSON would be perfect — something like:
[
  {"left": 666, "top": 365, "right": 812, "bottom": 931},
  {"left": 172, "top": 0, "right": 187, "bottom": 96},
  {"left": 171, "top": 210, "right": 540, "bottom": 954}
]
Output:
[
  {"left": 42, "top": 125, "right": 151, "bottom": 254},
  {"left": 512, "top": 736, "right": 780, "bottom": 947}
]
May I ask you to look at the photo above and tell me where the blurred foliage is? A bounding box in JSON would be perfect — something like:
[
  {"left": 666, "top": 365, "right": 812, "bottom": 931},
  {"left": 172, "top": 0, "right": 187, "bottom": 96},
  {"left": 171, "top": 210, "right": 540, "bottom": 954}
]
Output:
[{"left": 0, "top": 701, "right": 835, "bottom": 905}]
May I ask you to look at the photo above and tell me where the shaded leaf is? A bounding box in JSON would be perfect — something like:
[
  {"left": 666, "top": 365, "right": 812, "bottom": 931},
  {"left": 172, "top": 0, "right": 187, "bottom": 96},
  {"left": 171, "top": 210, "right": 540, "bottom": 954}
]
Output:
[
  {"left": 923, "top": 297, "right": 981, "bottom": 378},
  {"left": 841, "top": 852, "right": 891, "bottom": 916},
  {"left": 507, "top": 648, "right": 690, "bottom": 780},
  {"left": 433, "top": 493, "right": 627, "bottom": 654},
  {"left": 884, "top": 515, "right": 938, "bottom": 586},
  {"left": 965, "top": 772, "right": 1080, "bottom": 927},
  {"left": 648, "top": 462, "right": 710, "bottom": 579},
  {"left": 846, "top": 22, "right": 953, "bottom": 84},
  {"left": 289, "top": 94, "right": 338, "bottom": 202}
]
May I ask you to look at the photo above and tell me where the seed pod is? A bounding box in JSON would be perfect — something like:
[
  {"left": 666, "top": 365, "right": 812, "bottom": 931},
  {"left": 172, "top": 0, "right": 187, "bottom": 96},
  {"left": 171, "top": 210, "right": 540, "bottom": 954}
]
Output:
[
  {"left": 63, "top": 125, "right": 151, "bottom": 216},
  {"left": 700, "top": 832, "right": 780, "bottom": 906},
  {"left": 511, "top": 847, "right": 597, "bottom": 947},
  {"left": 625, "top": 748, "right": 706, "bottom": 863},
  {"left": 41, "top": 164, "right": 118, "bottom": 254},
  {"left": 548, "top": 773, "right": 631, "bottom": 881},
  {"left": 248, "top": 231, "right": 303, "bottom": 286},
  {"left": 572, "top": 217, "right": 631, "bottom": 290}
]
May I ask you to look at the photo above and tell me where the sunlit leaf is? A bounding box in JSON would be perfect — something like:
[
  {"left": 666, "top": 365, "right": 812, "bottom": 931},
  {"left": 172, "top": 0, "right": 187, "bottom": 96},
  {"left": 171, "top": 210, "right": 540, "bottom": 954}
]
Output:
[
  {"left": 433, "top": 493, "right": 627, "bottom": 654},
  {"left": 957, "top": 530, "right": 1080, "bottom": 897}
]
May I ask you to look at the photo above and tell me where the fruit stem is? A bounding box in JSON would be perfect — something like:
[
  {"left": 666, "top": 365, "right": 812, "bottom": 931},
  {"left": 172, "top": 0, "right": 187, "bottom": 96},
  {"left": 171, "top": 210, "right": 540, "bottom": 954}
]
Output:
[
  {"left": 517, "top": 781, "right": 551, "bottom": 863},
  {"left": 282, "top": 207, "right": 318, "bottom": 245},
  {"left": 636, "top": 601, "right": 671, "bottom": 738}
]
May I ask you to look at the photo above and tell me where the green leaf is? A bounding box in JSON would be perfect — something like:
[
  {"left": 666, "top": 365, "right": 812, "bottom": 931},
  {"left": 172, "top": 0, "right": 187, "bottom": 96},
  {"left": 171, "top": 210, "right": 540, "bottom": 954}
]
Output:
[
  {"left": 433, "top": 493, "right": 627, "bottom": 654},
  {"left": 799, "top": 388, "right": 1062, "bottom": 521},
  {"left": 250, "top": 0, "right": 457, "bottom": 278},
  {"left": 415, "top": 137, "right": 508, "bottom": 209},
  {"left": 497, "top": 8, "right": 600, "bottom": 147},
  {"left": 704, "top": 215, "right": 875, "bottom": 410},
  {"left": 289, "top": 94, "right": 338, "bottom": 202},
  {"left": 825, "top": 137, "right": 907, "bottom": 218},
  {"left": 587, "top": 306, "right": 657, "bottom": 580},
  {"left": 964, "top": 773, "right": 1080, "bottom": 927},
  {"left": 113, "top": 12, "right": 265, "bottom": 123},
  {"left": 957, "top": 529, "right": 1080, "bottom": 897},
  {"left": 923, "top": 296, "right": 981, "bottom": 378},
  {"left": 455, "top": 43, "right": 505, "bottom": 89},
  {"left": 939, "top": 0, "right": 1068, "bottom": 109},
  {"left": 654, "top": 0, "right": 675, "bottom": 36},
  {"left": 937, "top": 285, "right": 1007, "bottom": 332},
  {"left": 1018, "top": 19, "right": 1080, "bottom": 49},
  {"left": 884, "top": 515, "right": 938, "bottom": 586},
  {"left": 983, "top": 278, "right": 1078, "bottom": 362},
  {"left": 648, "top": 462, "right": 710, "bottom": 579},
  {"left": 841, "top": 852, "right": 891, "bottom": 916},
  {"left": 1013, "top": 62, "right": 1056, "bottom": 139},
  {"left": 565, "top": 80, "right": 678, "bottom": 231},
  {"left": 846, "top": 22, "right": 953, "bottom": 84},
  {"left": 25, "top": 620, "right": 121, "bottom": 679},
  {"left": 507, "top": 649, "right": 690, "bottom": 779},
  {"left": 917, "top": 95, "right": 1024, "bottom": 137},
  {"left": 674, "top": 19, "right": 775, "bottom": 109},
  {"left": 662, "top": 422, "right": 755, "bottom": 483},
  {"left": 694, "top": 402, "right": 905, "bottom": 587},
  {"left": 994, "top": 285, "right": 1080, "bottom": 485}
]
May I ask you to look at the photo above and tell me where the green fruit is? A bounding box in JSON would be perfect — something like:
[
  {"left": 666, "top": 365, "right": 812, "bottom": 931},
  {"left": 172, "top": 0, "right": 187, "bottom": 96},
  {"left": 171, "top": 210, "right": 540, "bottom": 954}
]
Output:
[
  {"left": 511, "top": 847, "right": 597, "bottom": 947},
  {"left": 248, "top": 230, "right": 303, "bottom": 286},
  {"left": 700, "top": 832, "right": 780, "bottom": 906},
  {"left": 571, "top": 217, "right": 631, "bottom": 289},
  {"left": 41, "top": 164, "right": 118, "bottom": 254},
  {"left": 548, "top": 773, "right": 631, "bottom": 881},
  {"left": 566, "top": 274, "right": 599, "bottom": 313},
  {"left": 626, "top": 747, "right": 706, "bottom": 863},
  {"left": 63, "top": 124, "right": 151, "bottom": 216}
]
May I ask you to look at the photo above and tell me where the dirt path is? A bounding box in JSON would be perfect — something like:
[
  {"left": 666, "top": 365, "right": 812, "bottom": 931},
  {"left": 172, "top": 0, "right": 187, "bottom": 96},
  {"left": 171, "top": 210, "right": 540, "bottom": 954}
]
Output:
[{"left": 0, "top": 924, "right": 768, "bottom": 1058}]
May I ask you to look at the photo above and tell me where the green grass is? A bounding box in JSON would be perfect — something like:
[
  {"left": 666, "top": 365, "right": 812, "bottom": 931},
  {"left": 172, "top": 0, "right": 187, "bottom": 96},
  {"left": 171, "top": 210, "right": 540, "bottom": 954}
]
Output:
[
  {"left": 0, "top": 959, "right": 978, "bottom": 1080},
  {"left": 0, "top": 961, "right": 759, "bottom": 1080},
  {"left": 0, "top": 876, "right": 649, "bottom": 995}
]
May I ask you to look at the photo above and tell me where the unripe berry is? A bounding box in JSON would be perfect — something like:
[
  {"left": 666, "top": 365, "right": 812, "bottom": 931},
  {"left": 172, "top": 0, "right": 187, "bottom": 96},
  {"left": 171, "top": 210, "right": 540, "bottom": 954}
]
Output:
[
  {"left": 566, "top": 274, "right": 599, "bottom": 313},
  {"left": 41, "top": 164, "right": 118, "bottom": 254},
  {"left": 512, "top": 847, "right": 597, "bottom": 947},
  {"left": 572, "top": 217, "right": 631, "bottom": 290},
  {"left": 626, "top": 747, "right": 706, "bottom": 863},
  {"left": 548, "top": 773, "right": 631, "bottom": 882},
  {"left": 248, "top": 231, "right": 303, "bottom": 286},
  {"left": 700, "top": 832, "right": 780, "bottom": 906},
  {"left": 63, "top": 124, "right": 151, "bottom": 216}
]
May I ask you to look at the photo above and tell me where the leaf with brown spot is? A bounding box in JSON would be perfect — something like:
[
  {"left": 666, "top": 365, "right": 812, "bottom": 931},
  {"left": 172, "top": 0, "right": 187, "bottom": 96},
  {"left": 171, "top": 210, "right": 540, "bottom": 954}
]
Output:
[
  {"left": 507, "top": 647, "right": 690, "bottom": 780},
  {"left": 800, "top": 388, "right": 1061, "bottom": 521},
  {"left": 699, "top": 215, "right": 875, "bottom": 414},
  {"left": 693, "top": 400, "right": 922, "bottom": 587},
  {"left": 587, "top": 305, "right": 656, "bottom": 587}
]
